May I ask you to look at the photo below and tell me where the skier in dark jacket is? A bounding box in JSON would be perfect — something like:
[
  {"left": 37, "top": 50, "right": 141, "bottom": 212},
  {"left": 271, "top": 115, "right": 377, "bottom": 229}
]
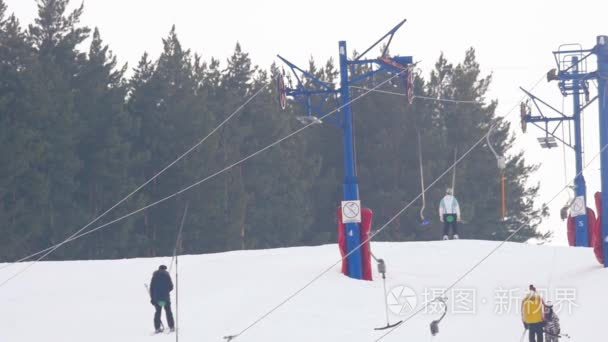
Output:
[{"left": 150, "top": 265, "right": 175, "bottom": 333}]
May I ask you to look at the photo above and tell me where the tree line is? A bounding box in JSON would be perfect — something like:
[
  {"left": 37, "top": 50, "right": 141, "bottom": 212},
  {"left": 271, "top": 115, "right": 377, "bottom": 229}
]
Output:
[{"left": 0, "top": 0, "right": 546, "bottom": 262}]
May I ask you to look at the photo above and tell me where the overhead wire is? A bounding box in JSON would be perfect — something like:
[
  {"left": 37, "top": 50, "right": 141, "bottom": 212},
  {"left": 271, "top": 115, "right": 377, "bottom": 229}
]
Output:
[
  {"left": 417, "top": 130, "right": 428, "bottom": 224},
  {"left": 349, "top": 85, "right": 480, "bottom": 104},
  {"left": 0, "top": 85, "right": 269, "bottom": 281}
]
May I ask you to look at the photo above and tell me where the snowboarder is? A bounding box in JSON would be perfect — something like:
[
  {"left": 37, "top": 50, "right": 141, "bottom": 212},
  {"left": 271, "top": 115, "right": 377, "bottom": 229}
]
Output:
[
  {"left": 439, "top": 188, "right": 461, "bottom": 240},
  {"left": 150, "top": 265, "right": 175, "bottom": 333},
  {"left": 544, "top": 301, "right": 560, "bottom": 342},
  {"left": 522, "top": 284, "right": 545, "bottom": 342}
]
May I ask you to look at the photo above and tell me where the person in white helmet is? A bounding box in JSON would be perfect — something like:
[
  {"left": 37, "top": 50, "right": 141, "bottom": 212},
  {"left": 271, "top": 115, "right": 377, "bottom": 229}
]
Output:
[{"left": 439, "top": 188, "right": 461, "bottom": 240}]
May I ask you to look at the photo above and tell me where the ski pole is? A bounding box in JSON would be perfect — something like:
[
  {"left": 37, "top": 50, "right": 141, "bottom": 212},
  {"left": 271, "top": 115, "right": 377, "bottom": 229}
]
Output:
[{"left": 520, "top": 328, "right": 527, "bottom": 342}]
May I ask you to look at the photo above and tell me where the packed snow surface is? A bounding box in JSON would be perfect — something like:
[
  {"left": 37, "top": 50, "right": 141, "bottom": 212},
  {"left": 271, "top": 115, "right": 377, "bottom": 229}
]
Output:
[{"left": 1, "top": 240, "right": 606, "bottom": 342}]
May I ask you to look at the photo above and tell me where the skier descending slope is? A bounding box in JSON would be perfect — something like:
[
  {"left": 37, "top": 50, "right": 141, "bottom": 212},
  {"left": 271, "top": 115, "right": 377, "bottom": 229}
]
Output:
[
  {"left": 150, "top": 265, "right": 175, "bottom": 333},
  {"left": 522, "top": 285, "right": 545, "bottom": 342},
  {"left": 439, "top": 188, "right": 461, "bottom": 240}
]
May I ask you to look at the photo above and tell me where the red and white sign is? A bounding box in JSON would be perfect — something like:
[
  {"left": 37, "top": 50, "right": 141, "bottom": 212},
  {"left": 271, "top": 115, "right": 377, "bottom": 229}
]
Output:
[{"left": 341, "top": 200, "right": 362, "bottom": 224}]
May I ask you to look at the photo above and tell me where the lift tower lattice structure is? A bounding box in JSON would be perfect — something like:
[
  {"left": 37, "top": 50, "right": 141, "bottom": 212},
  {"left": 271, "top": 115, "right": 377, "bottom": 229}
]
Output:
[
  {"left": 522, "top": 44, "right": 592, "bottom": 247},
  {"left": 522, "top": 36, "right": 608, "bottom": 265}
]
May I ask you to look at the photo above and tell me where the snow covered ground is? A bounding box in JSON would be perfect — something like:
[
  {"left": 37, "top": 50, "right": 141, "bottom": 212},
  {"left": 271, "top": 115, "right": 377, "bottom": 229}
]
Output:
[{"left": 0, "top": 240, "right": 606, "bottom": 342}]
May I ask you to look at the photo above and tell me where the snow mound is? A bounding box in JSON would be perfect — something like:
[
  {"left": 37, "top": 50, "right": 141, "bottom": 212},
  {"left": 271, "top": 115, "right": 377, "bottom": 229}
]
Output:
[{"left": 1, "top": 240, "right": 606, "bottom": 342}]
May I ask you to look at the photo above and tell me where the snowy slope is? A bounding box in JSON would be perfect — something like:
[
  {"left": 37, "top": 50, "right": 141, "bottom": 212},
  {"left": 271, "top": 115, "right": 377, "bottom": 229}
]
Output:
[{"left": 0, "top": 241, "right": 606, "bottom": 342}]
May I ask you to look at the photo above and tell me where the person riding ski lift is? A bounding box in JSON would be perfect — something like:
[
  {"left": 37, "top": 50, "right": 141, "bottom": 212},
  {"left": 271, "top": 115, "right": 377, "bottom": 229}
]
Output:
[
  {"left": 439, "top": 188, "right": 461, "bottom": 240},
  {"left": 522, "top": 284, "right": 545, "bottom": 342},
  {"left": 544, "top": 301, "right": 560, "bottom": 342},
  {"left": 150, "top": 265, "right": 175, "bottom": 333}
]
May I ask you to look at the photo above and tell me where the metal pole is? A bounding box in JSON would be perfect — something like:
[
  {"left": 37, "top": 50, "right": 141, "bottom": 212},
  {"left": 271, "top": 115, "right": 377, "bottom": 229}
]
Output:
[
  {"left": 596, "top": 35, "right": 608, "bottom": 267},
  {"left": 571, "top": 57, "right": 590, "bottom": 247},
  {"left": 172, "top": 203, "right": 188, "bottom": 339},
  {"left": 451, "top": 148, "right": 457, "bottom": 194},
  {"left": 382, "top": 274, "right": 390, "bottom": 325},
  {"left": 175, "top": 246, "right": 179, "bottom": 342},
  {"left": 501, "top": 173, "right": 507, "bottom": 219},
  {"left": 339, "top": 40, "right": 363, "bottom": 279}
]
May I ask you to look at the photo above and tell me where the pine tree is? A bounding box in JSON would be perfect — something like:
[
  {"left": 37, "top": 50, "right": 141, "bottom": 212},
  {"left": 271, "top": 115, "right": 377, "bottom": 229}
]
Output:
[
  {"left": 0, "top": 3, "right": 48, "bottom": 260},
  {"left": 72, "top": 28, "right": 140, "bottom": 258},
  {"left": 239, "top": 66, "right": 319, "bottom": 249},
  {"left": 205, "top": 43, "right": 255, "bottom": 251},
  {"left": 127, "top": 27, "right": 212, "bottom": 256},
  {"left": 23, "top": 0, "right": 90, "bottom": 258}
]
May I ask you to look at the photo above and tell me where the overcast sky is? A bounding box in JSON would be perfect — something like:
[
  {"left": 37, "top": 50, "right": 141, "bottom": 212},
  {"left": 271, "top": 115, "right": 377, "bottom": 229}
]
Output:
[{"left": 3, "top": 0, "right": 608, "bottom": 245}]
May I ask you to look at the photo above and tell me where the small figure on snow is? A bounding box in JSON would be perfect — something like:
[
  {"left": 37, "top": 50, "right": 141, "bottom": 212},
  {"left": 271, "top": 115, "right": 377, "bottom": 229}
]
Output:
[
  {"left": 150, "top": 265, "right": 175, "bottom": 333},
  {"left": 439, "top": 188, "right": 461, "bottom": 240},
  {"left": 544, "top": 301, "right": 560, "bottom": 342},
  {"left": 522, "top": 284, "right": 545, "bottom": 342}
]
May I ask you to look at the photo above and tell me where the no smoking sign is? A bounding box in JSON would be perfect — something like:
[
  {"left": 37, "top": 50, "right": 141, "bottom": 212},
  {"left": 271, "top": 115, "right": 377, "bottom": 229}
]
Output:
[
  {"left": 571, "top": 196, "right": 586, "bottom": 217},
  {"left": 341, "top": 200, "right": 362, "bottom": 224}
]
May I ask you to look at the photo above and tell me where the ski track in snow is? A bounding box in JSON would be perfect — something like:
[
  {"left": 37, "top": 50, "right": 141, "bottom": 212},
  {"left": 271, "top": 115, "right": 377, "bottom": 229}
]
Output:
[{"left": 0, "top": 240, "right": 606, "bottom": 342}]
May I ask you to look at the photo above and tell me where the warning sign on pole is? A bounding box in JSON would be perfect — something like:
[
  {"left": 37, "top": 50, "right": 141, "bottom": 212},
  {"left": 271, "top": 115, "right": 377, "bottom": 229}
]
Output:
[
  {"left": 571, "top": 196, "right": 586, "bottom": 217},
  {"left": 341, "top": 200, "right": 362, "bottom": 224}
]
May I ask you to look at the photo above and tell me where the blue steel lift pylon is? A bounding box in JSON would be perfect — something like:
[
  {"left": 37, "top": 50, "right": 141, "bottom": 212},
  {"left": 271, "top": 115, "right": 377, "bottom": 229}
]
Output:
[
  {"left": 595, "top": 36, "right": 608, "bottom": 267},
  {"left": 276, "top": 19, "right": 414, "bottom": 279},
  {"left": 521, "top": 38, "right": 608, "bottom": 263}
]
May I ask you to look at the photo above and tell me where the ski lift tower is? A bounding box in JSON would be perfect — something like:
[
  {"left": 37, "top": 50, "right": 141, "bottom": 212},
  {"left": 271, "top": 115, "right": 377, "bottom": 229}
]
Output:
[
  {"left": 276, "top": 20, "right": 414, "bottom": 279},
  {"left": 521, "top": 36, "right": 608, "bottom": 265},
  {"left": 521, "top": 44, "right": 594, "bottom": 247}
]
